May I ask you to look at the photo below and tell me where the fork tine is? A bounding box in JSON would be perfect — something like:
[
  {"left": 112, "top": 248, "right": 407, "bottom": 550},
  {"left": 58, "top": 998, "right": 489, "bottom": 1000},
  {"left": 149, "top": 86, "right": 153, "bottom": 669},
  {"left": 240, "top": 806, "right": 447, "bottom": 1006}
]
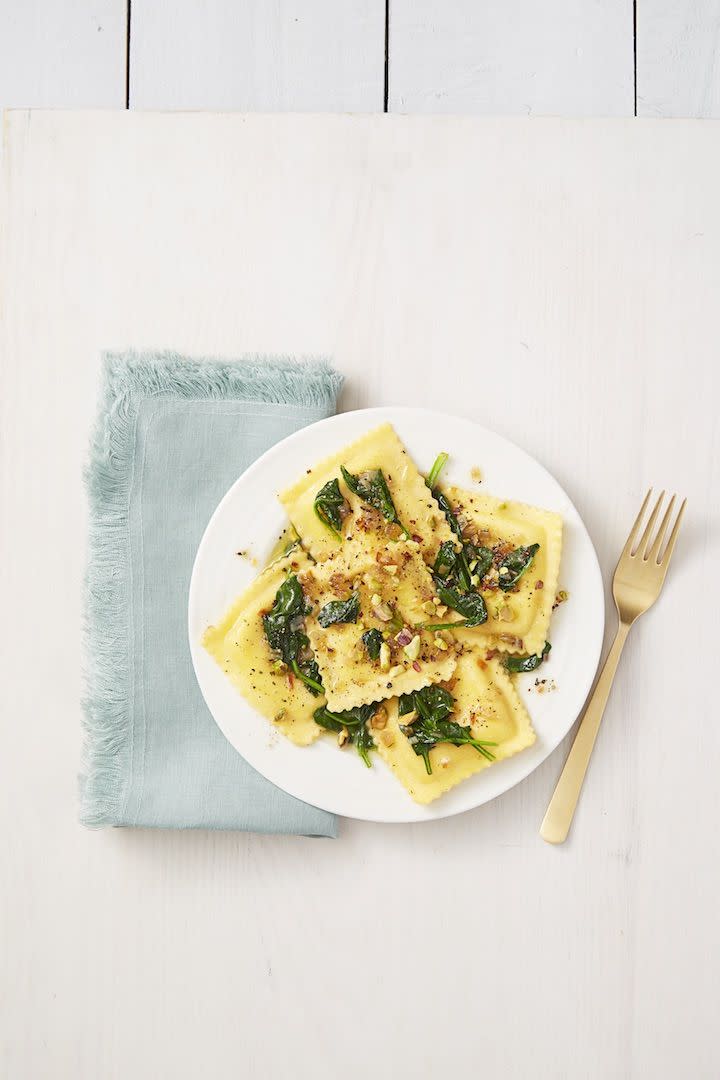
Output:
[
  {"left": 646, "top": 494, "right": 676, "bottom": 562},
  {"left": 635, "top": 490, "right": 665, "bottom": 558},
  {"left": 621, "top": 488, "right": 653, "bottom": 557},
  {"left": 657, "top": 498, "right": 687, "bottom": 567}
]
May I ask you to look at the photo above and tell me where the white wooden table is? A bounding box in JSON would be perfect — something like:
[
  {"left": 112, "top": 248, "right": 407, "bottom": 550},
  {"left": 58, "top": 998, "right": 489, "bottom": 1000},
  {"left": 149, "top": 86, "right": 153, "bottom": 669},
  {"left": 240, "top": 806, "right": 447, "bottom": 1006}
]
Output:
[
  {"left": 1, "top": 2, "right": 720, "bottom": 117},
  {"left": 1, "top": 10, "right": 720, "bottom": 1080}
]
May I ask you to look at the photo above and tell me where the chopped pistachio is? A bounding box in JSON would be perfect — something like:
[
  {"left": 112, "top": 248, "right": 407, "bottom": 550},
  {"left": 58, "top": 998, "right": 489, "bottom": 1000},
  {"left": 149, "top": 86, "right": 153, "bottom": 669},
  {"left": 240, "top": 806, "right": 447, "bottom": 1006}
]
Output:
[
  {"left": 434, "top": 636, "right": 448, "bottom": 651},
  {"left": 403, "top": 635, "right": 421, "bottom": 661},
  {"left": 388, "top": 664, "right": 404, "bottom": 679},
  {"left": 422, "top": 600, "right": 436, "bottom": 615},
  {"left": 379, "top": 642, "right": 391, "bottom": 672}
]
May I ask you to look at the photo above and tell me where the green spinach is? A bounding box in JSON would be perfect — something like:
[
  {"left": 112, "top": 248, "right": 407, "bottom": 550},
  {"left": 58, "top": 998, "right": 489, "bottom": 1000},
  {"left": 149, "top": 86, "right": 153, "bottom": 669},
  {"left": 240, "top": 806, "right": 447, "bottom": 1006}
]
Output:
[
  {"left": 313, "top": 478, "right": 348, "bottom": 539},
  {"left": 313, "top": 703, "right": 378, "bottom": 767},
  {"left": 398, "top": 686, "right": 496, "bottom": 774},
  {"left": 340, "top": 466, "right": 410, "bottom": 539},
  {"left": 419, "top": 580, "right": 488, "bottom": 630},
  {"left": 498, "top": 543, "right": 540, "bottom": 591},
  {"left": 503, "top": 641, "right": 551, "bottom": 673},
  {"left": 317, "top": 591, "right": 360, "bottom": 628},
  {"left": 361, "top": 628, "right": 384, "bottom": 660},
  {"left": 425, "top": 452, "right": 449, "bottom": 490},
  {"left": 262, "top": 574, "right": 323, "bottom": 695}
]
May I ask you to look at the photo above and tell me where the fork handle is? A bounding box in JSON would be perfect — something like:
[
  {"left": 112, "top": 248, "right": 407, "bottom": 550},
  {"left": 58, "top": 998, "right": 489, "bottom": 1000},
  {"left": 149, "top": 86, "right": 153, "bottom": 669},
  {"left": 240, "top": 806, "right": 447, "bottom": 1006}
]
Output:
[{"left": 540, "top": 622, "right": 630, "bottom": 844}]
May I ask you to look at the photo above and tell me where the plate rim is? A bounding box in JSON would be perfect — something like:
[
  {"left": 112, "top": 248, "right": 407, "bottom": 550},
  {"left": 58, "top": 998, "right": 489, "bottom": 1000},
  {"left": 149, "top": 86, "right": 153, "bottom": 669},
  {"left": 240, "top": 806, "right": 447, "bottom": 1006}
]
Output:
[{"left": 188, "top": 405, "right": 605, "bottom": 823}]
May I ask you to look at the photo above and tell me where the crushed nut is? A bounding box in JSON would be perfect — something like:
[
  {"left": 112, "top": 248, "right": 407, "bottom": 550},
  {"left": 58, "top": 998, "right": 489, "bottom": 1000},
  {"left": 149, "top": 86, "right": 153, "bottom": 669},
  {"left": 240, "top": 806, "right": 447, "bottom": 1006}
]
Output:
[
  {"left": 403, "top": 635, "right": 421, "bottom": 661},
  {"left": 371, "top": 707, "right": 388, "bottom": 730},
  {"left": 379, "top": 642, "right": 391, "bottom": 672},
  {"left": 379, "top": 730, "right": 395, "bottom": 748},
  {"left": 388, "top": 664, "right": 403, "bottom": 679},
  {"left": 434, "top": 636, "right": 448, "bottom": 651},
  {"left": 337, "top": 727, "right": 349, "bottom": 748},
  {"left": 422, "top": 600, "right": 436, "bottom": 615},
  {"left": 383, "top": 564, "right": 398, "bottom": 575}
]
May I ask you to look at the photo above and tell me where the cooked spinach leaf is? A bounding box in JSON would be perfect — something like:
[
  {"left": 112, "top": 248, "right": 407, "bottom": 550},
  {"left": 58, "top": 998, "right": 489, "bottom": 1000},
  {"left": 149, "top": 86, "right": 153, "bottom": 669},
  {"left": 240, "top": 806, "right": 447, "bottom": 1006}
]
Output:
[
  {"left": 262, "top": 574, "right": 307, "bottom": 660},
  {"left": 313, "top": 478, "right": 347, "bottom": 539},
  {"left": 398, "top": 686, "right": 496, "bottom": 775},
  {"left": 432, "top": 539, "right": 458, "bottom": 579},
  {"left": 465, "top": 543, "right": 494, "bottom": 580},
  {"left": 399, "top": 685, "right": 454, "bottom": 723},
  {"left": 503, "top": 641, "right": 551, "bottom": 673},
  {"left": 340, "top": 465, "right": 410, "bottom": 539},
  {"left": 432, "top": 581, "right": 488, "bottom": 627},
  {"left": 294, "top": 654, "right": 324, "bottom": 695},
  {"left": 433, "top": 487, "right": 464, "bottom": 541},
  {"left": 425, "top": 452, "right": 449, "bottom": 490},
  {"left": 498, "top": 543, "right": 540, "bottom": 591},
  {"left": 313, "top": 702, "right": 378, "bottom": 767},
  {"left": 262, "top": 574, "right": 323, "bottom": 696},
  {"left": 317, "top": 591, "right": 360, "bottom": 628},
  {"left": 361, "top": 627, "right": 384, "bottom": 660},
  {"left": 432, "top": 539, "right": 471, "bottom": 589}
]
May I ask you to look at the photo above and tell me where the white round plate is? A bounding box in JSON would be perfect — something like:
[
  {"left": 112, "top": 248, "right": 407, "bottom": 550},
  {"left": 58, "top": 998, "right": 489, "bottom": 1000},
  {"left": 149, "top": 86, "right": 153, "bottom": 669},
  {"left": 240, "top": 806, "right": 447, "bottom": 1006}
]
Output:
[{"left": 189, "top": 407, "right": 604, "bottom": 823}]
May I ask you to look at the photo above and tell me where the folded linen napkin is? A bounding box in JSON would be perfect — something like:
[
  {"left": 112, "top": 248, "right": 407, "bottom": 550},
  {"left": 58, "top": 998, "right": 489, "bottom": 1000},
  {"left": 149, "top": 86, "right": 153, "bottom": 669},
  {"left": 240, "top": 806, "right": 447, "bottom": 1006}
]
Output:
[{"left": 80, "top": 351, "right": 342, "bottom": 835}]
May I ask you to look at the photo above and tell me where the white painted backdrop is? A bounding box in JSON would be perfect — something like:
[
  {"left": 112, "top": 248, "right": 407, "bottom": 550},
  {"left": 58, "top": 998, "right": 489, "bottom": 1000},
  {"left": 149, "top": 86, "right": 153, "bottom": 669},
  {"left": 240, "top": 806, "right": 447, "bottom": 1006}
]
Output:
[
  {"left": 2, "top": 7, "right": 720, "bottom": 1080},
  {"left": 1, "top": 2, "right": 720, "bottom": 115}
]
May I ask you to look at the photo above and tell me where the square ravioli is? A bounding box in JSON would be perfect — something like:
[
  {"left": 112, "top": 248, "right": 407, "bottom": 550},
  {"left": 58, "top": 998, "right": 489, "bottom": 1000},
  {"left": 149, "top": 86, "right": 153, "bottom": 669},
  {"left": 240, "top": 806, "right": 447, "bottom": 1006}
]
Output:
[
  {"left": 298, "top": 537, "right": 457, "bottom": 712},
  {"left": 441, "top": 485, "right": 562, "bottom": 656},
  {"left": 372, "top": 651, "right": 535, "bottom": 804},
  {"left": 279, "top": 423, "right": 454, "bottom": 565},
  {"left": 202, "top": 551, "right": 324, "bottom": 747}
]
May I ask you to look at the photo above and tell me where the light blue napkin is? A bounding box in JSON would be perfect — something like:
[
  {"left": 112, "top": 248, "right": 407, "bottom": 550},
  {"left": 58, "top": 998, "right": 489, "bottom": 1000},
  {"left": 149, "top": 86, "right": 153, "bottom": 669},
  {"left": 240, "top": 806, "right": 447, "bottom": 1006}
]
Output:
[{"left": 80, "top": 351, "right": 342, "bottom": 835}]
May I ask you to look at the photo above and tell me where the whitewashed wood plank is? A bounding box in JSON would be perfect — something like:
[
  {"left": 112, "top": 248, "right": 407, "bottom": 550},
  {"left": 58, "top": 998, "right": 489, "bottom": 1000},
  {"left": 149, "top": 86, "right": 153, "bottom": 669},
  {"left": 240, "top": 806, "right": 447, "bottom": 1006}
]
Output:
[
  {"left": 389, "top": 0, "right": 634, "bottom": 115},
  {"left": 637, "top": 1, "right": 720, "bottom": 116},
  {"left": 0, "top": 0, "right": 126, "bottom": 108},
  {"left": 130, "top": 0, "right": 384, "bottom": 110},
  {"left": 3, "top": 112, "right": 720, "bottom": 1080}
]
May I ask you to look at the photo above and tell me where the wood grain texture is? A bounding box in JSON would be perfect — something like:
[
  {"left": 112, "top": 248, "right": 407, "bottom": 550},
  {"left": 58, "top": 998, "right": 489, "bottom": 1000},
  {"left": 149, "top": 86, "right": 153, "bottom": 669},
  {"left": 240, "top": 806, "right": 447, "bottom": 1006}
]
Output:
[
  {"left": 0, "top": 0, "right": 126, "bottom": 108},
  {"left": 389, "top": 0, "right": 634, "bottom": 115},
  {"left": 129, "top": 0, "right": 385, "bottom": 110},
  {"left": 2, "top": 112, "right": 720, "bottom": 1080},
  {"left": 637, "top": 0, "right": 720, "bottom": 116}
]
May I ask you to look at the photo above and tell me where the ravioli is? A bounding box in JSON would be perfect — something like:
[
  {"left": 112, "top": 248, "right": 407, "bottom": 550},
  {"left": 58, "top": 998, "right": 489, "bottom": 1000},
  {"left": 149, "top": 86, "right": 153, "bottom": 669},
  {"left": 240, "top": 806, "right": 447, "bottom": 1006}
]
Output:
[
  {"left": 202, "top": 552, "right": 324, "bottom": 746},
  {"left": 440, "top": 486, "right": 562, "bottom": 656},
  {"left": 279, "top": 423, "right": 454, "bottom": 565},
  {"left": 372, "top": 651, "right": 535, "bottom": 804},
  {"left": 299, "top": 537, "right": 457, "bottom": 712}
]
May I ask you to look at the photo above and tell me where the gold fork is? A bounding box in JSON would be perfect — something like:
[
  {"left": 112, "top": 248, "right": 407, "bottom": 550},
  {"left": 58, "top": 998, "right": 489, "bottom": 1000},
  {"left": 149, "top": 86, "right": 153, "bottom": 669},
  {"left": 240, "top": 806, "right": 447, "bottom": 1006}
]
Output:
[{"left": 540, "top": 489, "right": 686, "bottom": 844}]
